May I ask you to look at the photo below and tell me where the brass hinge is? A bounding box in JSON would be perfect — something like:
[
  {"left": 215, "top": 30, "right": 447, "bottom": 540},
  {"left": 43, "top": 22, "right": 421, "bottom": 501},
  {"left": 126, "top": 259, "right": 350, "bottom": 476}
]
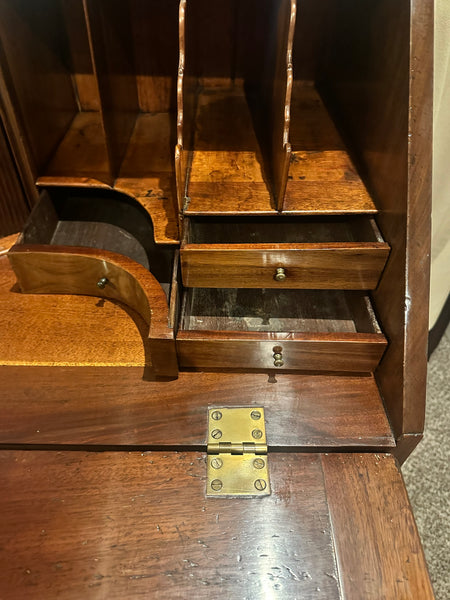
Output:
[{"left": 206, "top": 407, "right": 270, "bottom": 497}]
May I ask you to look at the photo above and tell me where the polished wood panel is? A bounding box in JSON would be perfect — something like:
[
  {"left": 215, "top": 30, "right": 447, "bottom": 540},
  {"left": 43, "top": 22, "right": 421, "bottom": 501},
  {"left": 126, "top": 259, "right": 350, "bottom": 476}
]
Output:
[
  {"left": 181, "top": 245, "right": 389, "bottom": 289},
  {"left": 320, "top": 0, "right": 433, "bottom": 441},
  {"left": 269, "top": 0, "right": 295, "bottom": 209},
  {"left": 0, "top": 452, "right": 341, "bottom": 599},
  {"left": 61, "top": 0, "right": 101, "bottom": 111},
  {"left": 177, "top": 332, "right": 386, "bottom": 373},
  {"left": 7, "top": 246, "right": 177, "bottom": 377},
  {"left": 0, "top": 366, "right": 393, "bottom": 448},
  {"left": 284, "top": 82, "right": 376, "bottom": 213},
  {"left": 0, "top": 254, "right": 146, "bottom": 367},
  {"left": 129, "top": 0, "right": 179, "bottom": 113},
  {"left": 83, "top": 0, "right": 139, "bottom": 177},
  {"left": 186, "top": 85, "right": 273, "bottom": 212},
  {"left": 322, "top": 453, "right": 434, "bottom": 599},
  {"left": 37, "top": 112, "right": 112, "bottom": 186},
  {"left": 0, "top": 452, "right": 431, "bottom": 599},
  {"left": 37, "top": 113, "right": 179, "bottom": 244}
]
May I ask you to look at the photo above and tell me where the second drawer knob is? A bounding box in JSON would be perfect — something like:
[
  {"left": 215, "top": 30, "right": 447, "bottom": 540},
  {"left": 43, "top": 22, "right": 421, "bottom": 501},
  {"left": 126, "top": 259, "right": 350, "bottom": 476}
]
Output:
[
  {"left": 274, "top": 267, "right": 287, "bottom": 282},
  {"left": 273, "top": 351, "right": 284, "bottom": 367}
]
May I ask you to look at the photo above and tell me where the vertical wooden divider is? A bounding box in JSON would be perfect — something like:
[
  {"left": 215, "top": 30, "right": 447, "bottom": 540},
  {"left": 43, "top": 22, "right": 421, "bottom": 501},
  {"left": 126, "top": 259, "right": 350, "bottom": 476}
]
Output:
[
  {"left": 175, "top": 0, "right": 196, "bottom": 218},
  {"left": 270, "top": 0, "right": 297, "bottom": 211},
  {"left": 82, "top": 0, "right": 140, "bottom": 180}
]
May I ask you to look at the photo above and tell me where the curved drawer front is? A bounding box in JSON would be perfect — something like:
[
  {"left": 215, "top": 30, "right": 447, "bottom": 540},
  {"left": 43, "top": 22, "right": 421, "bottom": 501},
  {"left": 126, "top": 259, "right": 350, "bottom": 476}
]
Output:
[{"left": 8, "top": 245, "right": 178, "bottom": 377}]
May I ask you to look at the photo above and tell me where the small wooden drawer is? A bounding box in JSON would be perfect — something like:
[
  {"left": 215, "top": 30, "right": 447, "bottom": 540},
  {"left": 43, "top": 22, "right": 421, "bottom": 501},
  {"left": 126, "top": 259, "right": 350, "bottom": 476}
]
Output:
[
  {"left": 176, "top": 288, "right": 387, "bottom": 372},
  {"left": 181, "top": 216, "right": 390, "bottom": 289}
]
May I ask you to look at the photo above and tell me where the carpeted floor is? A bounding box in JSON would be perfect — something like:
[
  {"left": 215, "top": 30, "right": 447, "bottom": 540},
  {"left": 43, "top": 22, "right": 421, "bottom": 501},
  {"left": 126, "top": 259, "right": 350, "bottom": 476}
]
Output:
[{"left": 402, "top": 325, "right": 450, "bottom": 600}]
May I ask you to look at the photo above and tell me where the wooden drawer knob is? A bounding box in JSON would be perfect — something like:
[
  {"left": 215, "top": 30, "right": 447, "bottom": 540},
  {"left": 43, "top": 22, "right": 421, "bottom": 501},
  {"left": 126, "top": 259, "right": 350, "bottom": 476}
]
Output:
[{"left": 274, "top": 267, "right": 286, "bottom": 282}]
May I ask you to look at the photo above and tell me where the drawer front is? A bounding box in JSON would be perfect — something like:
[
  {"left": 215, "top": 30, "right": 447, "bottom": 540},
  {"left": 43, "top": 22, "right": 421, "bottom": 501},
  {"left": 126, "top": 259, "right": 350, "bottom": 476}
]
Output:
[
  {"left": 176, "top": 334, "right": 387, "bottom": 372},
  {"left": 8, "top": 245, "right": 178, "bottom": 377},
  {"left": 181, "top": 245, "right": 389, "bottom": 289}
]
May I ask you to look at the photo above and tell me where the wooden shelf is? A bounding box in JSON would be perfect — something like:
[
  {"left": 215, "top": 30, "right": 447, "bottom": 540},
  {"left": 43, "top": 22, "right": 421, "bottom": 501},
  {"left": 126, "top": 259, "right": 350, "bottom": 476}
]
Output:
[
  {"left": 184, "top": 83, "right": 376, "bottom": 215},
  {"left": 37, "top": 112, "right": 179, "bottom": 244},
  {"left": 284, "top": 82, "right": 376, "bottom": 214},
  {"left": 37, "top": 112, "right": 111, "bottom": 187},
  {"left": 185, "top": 85, "right": 272, "bottom": 214}
]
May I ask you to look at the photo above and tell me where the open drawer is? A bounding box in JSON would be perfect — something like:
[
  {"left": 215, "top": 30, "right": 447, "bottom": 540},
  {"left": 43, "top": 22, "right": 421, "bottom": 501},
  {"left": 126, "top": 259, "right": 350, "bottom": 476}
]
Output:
[
  {"left": 177, "top": 288, "right": 387, "bottom": 372},
  {"left": 181, "top": 216, "right": 390, "bottom": 289},
  {"left": 7, "top": 189, "right": 179, "bottom": 377}
]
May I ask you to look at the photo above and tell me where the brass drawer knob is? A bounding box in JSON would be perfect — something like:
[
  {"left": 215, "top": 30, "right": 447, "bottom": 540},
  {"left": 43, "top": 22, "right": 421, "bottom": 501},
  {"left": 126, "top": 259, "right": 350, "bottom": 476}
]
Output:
[
  {"left": 274, "top": 267, "right": 286, "bottom": 282},
  {"left": 97, "top": 277, "right": 108, "bottom": 289},
  {"left": 273, "top": 349, "right": 284, "bottom": 367}
]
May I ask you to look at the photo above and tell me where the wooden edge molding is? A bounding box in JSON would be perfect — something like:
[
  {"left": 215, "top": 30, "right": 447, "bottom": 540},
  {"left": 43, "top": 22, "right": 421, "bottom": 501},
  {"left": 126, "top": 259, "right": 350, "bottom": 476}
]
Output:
[
  {"left": 275, "top": 0, "right": 296, "bottom": 209},
  {"left": 7, "top": 244, "right": 178, "bottom": 377},
  {"left": 393, "top": 433, "right": 424, "bottom": 465}
]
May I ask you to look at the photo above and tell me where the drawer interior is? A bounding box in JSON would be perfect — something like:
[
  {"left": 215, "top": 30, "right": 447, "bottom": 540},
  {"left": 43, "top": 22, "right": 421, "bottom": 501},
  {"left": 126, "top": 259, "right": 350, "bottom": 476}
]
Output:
[
  {"left": 20, "top": 188, "right": 176, "bottom": 296},
  {"left": 184, "top": 216, "right": 385, "bottom": 245},
  {"left": 180, "top": 288, "right": 381, "bottom": 334}
]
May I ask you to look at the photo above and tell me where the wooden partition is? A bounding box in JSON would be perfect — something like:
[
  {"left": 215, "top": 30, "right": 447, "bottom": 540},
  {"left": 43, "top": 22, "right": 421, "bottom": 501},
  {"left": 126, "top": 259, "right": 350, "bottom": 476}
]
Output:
[
  {"left": 315, "top": 0, "right": 433, "bottom": 449},
  {"left": 0, "top": 0, "right": 180, "bottom": 243},
  {"left": 176, "top": 0, "right": 297, "bottom": 215}
]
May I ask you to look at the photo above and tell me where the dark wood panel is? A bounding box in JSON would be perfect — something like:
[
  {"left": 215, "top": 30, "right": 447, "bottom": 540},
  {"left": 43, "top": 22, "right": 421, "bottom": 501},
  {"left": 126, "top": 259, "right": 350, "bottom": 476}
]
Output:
[
  {"left": 61, "top": 0, "right": 100, "bottom": 111},
  {"left": 320, "top": 0, "right": 433, "bottom": 443},
  {"left": 0, "top": 0, "right": 77, "bottom": 174},
  {"left": 180, "top": 288, "right": 381, "bottom": 333},
  {"left": 176, "top": 334, "right": 386, "bottom": 373},
  {"left": 0, "top": 451, "right": 433, "bottom": 599},
  {"left": 0, "top": 451, "right": 340, "bottom": 600},
  {"left": 0, "top": 119, "right": 29, "bottom": 236},
  {"left": 130, "top": 0, "right": 179, "bottom": 113},
  {"left": 0, "top": 367, "right": 393, "bottom": 448},
  {"left": 83, "top": 0, "right": 139, "bottom": 177},
  {"left": 322, "top": 453, "right": 434, "bottom": 599}
]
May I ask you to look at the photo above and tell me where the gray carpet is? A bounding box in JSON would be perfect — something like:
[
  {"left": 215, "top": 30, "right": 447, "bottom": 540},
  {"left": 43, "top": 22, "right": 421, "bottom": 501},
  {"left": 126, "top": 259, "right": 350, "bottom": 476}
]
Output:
[{"left": 402, "top": 325, "right": 450, "bottom": 600}]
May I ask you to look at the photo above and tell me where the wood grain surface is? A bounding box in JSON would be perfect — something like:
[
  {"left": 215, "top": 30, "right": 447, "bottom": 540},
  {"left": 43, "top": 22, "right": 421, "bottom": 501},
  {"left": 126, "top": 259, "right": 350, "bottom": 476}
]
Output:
[
  {"left": 0, "top": 451, "right": 432, "bottom": 599},
  {"left": 177, "top": 332, "right": 387, "bottom": 373},
  {"left": 181, "top": 244, "right": 389, "bottom": 289},
  {"left": 37, "top": 113, "right": 179, "bottom": 244},
  {"left": 186, "top": 85, "right": 273, "bottom": 212},
  {"left": 320, "top": 0, "right": 433, "bottom": 445},
  {"left": 7, "top": 246, "right": 177, "bottom": 376},
  {"left": 0, "top": 366, "right": 393, "bottom": 448},
  {"left": 322, "top": 453, "right": 434, "bottom": 599},
  {"left": 285, "top": 82, "right": 376, "bottom": 214},
  {"left": 0, "top": 0, "right": 77, "bottom": 174}
]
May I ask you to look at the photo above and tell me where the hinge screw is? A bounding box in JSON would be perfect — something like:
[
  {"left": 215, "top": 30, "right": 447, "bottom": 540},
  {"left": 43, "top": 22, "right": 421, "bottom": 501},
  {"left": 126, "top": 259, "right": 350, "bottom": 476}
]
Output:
[
  {"left": 252, "top": 429, "right": 263, "bottom": 440},
  {"left": 97, "top": 277, "right": 108, "bottom": 289},
  {"left": 253, "top": 458, "right": 265, "bottom": 469},
  {"left": 211, "top": 479, "right": 223, "bottom": 491},
  {"left": 250, "top": 410, "right": 261, "bottom": 420},
  {"left": 211, "top": 410, "right": 222, "bottom": 421},
  {"left": 254, "top": 479, "right": 267, "bottom": 491},
  {"left": 210, "top": 457, "right": 223, "bottom": 469},
  {"left": 211, "top": 429, "right": 222, "bottom": 439}
]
